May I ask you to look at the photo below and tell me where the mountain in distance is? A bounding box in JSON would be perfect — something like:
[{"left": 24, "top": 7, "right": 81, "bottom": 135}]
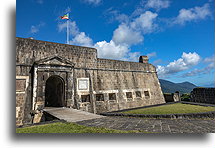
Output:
[{"left": 159, "top": 79, "right": 197, "bottom": 94}]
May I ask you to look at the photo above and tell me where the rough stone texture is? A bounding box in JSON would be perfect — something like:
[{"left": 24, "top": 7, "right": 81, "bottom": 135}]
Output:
[
  {"left": 164, "top": 92, "right": 180, "bottom": 102},
  {"left": 44, "top": 107, "right": 105, "bottom": 122},
  {"left": 16, "top": 76, "right": 31, "bottom": 126},
  {"left": 77, "top": 116, "right": 215, "bottom": 133},
  {"left": 16, "top": 94, "right": 25, "bottom": 126},
  {"left": 101, "top": 111, "right": 215, "bottom": 119},
  {"left": 191, "top": 88, "right": 215, "bottom": 104},
  {"left": 16, "top": 37, "right": 165, "bottom": 126}
]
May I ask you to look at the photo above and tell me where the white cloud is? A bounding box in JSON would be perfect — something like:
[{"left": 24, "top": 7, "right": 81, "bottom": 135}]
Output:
[
  {"left": 182, "top": 60, "right": 214, "bottom": 77},
  {"left": 130, "top": 11, "right": 158, "bottom": 33},
  {"left": 82, "top": 0, "right": 102, "bottom": 5},
  {"left": 70, "top": 32, "right": 93, "bottom": 47},
  {"left": 132, "top": 0, "right": 169, "bottom": 16},
  {"left": 126, "top": 52, "right": 141, "bottom": 62},
  {"left": 157, "top": 52, "right": 201, "bottom": 77},
  {"left": 94, "top": 40, "right": 130, "bottom": 59},
  {"left": 112, "top": 24, "right": 143, "bottom": 46},
  {"left": 57, "top": 20, "right": 140, "bottom": 59},
  {"left": 174, "top": 3, "right": 211, "bottom": 25},
  {"left": 30, "top": 22, "right": 45, "bottom": 34},
  {"left": 181, "top": 52, "right": 201, "bottom": 66},
  {"left": 94, "top": 39, "right": 142, "bottom": 61},
  {"left": 94, "top": 10, "right": 158, "bottom": 60},
  {"left": 102, "top": 11, "right": 158, "bottom": 59},
  {"left": 57, "top": 20, "right": 79, "bottom": 36},
  {"left": 101, "top": 6, "right": 160, "bottom": 61},
  {"left": 182, "top": 65, "right": 214, "bottom": 77},
  {"left": 56, "top": 8, "right": 159, "bottom": 61},
  {"left": 115, "top": 14, "right": 129, "bottom": 24},
  {"left": 30, "top": 26, "right": 39, "bottom": 34},
  {"left": 156, "top": 65, "right": 166, "bottom": 76},
  {"left": 145, "top": 0, "right": 170, "bottom": 11},
  {"left": 103, "top": 8, "right": 129, "bottom": 24},
  {"left": 58, "top": 20, "right": 93, "bottom": 47},
  {"left": 112, "top": 11, "right": 157, "bottom": 46},
  {"left": 204, "top": 55, "right": 214, "bottom": 63}
]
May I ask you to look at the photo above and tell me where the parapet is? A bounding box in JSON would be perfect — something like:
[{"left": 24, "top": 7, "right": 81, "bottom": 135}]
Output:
[{"left": 139, "top": 56, "right": 148, "bottom": 64}]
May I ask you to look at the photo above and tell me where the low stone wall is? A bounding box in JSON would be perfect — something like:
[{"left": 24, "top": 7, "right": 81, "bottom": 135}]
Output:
[
  {"left": 191, "top": 88, "right": 215, "bottom": 104},
  {"left": 100, "top": 102, "right": 215, "bottom": 119},
  {"left": 164, "top": 93, "right": 180, "bottom": 102},
  {"left": 100, "top": 111, "right": 215, "bottom": 119}
]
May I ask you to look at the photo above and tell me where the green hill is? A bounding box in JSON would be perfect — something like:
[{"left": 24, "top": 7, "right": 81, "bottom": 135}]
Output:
[{"left": 159, "top": 79, "right": 197, "bottom": 94}]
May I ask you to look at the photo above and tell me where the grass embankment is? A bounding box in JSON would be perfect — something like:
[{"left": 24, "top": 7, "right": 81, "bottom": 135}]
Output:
[
  {"left": 121, "top": 103, "right": 215, "bottom": 115},
  {"left": 16, "top": 122, "right": 145, "bottom": 133}
]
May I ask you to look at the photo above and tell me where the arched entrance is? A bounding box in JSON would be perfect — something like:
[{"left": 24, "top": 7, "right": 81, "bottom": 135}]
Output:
[{"left": 45, "top": 75, "right": 65, "bottom": 107}]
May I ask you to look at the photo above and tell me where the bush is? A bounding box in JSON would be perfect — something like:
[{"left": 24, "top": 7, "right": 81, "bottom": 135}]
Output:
[{"left": 181, "top": 93, "right": 191, "bottom": 102}]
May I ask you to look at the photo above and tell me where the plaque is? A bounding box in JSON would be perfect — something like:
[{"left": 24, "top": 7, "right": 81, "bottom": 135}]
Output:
[{"left": 78, "top": 79, "right": 89, "bottom": 90}]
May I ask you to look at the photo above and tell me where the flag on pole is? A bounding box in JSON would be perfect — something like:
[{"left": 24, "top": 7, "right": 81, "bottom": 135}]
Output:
[
  {"left": 60, "top": 14, "right": 69, "bottom": 20},
  {"left": 60, "top": 13, "right": 70, "bottom": 44}
]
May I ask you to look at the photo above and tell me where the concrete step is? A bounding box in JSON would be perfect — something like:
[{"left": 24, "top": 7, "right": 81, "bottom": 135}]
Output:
[{"left": 44, "top": 107, "right": 105, "bottom": 122}]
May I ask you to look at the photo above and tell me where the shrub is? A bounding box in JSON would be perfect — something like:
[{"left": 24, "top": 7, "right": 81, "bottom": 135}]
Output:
[{"left": 181, "top": 93, "right": 191, "bottom": 102}]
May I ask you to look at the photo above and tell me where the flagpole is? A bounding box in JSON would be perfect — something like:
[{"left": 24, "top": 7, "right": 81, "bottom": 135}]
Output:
[{"left": 67, "top": 13, "right": 69, "bottom": 44}]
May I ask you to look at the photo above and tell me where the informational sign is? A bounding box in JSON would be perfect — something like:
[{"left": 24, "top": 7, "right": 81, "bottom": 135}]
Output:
[{"left": 78, "top": 78, "right": 89, "bottom": 91}]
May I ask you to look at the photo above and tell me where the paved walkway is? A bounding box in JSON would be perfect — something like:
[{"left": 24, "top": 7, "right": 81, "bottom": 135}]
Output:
[
  {"left": 44, "top": 107, "right": 215, "bottom": 133},
  {"left": 76, "top": 116, "right": 215, "bottom": 133},
  {"left": 44, "top": 107, "right": 105, "bottom": 122}
]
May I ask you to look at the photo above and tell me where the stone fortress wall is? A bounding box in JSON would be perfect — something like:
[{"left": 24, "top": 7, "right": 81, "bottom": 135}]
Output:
[
  {"left": 191, "top": 88, "right": 215, "bottom": 104},
  {"left": 16, "top": 37, "right": 165, "bottom": 126}
]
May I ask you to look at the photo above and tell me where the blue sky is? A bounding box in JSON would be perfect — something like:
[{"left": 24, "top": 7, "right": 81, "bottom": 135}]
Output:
[{"left": 16, "top": 0, "right": 214, "bottom": 87}]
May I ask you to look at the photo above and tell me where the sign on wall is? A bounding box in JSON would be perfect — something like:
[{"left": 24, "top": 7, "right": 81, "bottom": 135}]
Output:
[{"left": 77, "top": 78, "right": 89, "bottom": 91}]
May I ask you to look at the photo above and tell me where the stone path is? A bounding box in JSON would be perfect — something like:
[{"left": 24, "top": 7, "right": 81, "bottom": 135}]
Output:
[
  {"left": 76, "top": 116, "right": 215, "bottom": 133},
  {"left": 44, "top": 107, "right": 105, "bottom": 122}
]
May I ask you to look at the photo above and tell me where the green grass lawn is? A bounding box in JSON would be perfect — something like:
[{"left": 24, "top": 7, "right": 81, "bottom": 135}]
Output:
[
  {"left": 16, "top": 122, "right": 145, "bottom": 133},
  {"left": 121, "top": 103, "right": 215, "bottom": 115}
]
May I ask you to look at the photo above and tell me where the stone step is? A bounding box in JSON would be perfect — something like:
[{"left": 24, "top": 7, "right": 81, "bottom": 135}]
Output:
[{"left": 44, "top": 107, "right": 105, "bottom": 122}]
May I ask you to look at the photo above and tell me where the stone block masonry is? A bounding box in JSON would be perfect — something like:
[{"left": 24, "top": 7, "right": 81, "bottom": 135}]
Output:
[
  {"left": 191, "top": 88, "right": 215, "bottom": 104},
  {"left": 16, "top": 37, "right": 165, "bottom": 126}
]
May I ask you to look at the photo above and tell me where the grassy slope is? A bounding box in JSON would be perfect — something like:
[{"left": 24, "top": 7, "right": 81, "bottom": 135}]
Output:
[
  {"left": 121, "top": 103, "right": 215, "bottom": 115},
  {"left": 16, "top": 122, "right": 145, "bottom": 133}
]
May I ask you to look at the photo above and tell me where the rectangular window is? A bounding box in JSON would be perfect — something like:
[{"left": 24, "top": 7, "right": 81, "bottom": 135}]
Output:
[
  {"left": 96, "top": 94, "right": 104, "bottom": 101},
  {"left": 109, "top": 93, "right": 116, "bottom": 100},
  {"left": 144, "top": 91, "right": 150, "bottom": 97},
  {"left": 135, "top": 91, "right": 142, "bottom": 98},
  {"left": 81, "top": 95, "right": 90, "bottom": 102},
  {"left": 126, "top": 92, "right": 133, "bottom": 98}
]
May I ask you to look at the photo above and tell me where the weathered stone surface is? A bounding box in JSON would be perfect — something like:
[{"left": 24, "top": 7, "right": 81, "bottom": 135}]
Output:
[
  {"left": 44, "top": 107, "right": 105, "bottom": 122},
  {"left": 33, "top": 110, "right": 43, "bottom": 123},
  {"left": 16, "top": 37, "right": 165, "bottom": 126},
  {"left": 164, "top": 92, "right": 180, "bottom": 102},
  {"left": 76, "top": 116, "right": 215, "bottom": 133},
  {"left": 191, "top": 88, "right": 215, "bottom": 104}
]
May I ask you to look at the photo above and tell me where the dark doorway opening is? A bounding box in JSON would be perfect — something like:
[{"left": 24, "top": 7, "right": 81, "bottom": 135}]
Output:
[{"left": 45, "top": 75, "right": 65, "bottom": 107}]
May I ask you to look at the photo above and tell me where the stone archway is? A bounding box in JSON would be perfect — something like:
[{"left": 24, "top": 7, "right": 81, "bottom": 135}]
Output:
[{"left": 45, "top": 75, "right": 65, "bottom": 107}]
